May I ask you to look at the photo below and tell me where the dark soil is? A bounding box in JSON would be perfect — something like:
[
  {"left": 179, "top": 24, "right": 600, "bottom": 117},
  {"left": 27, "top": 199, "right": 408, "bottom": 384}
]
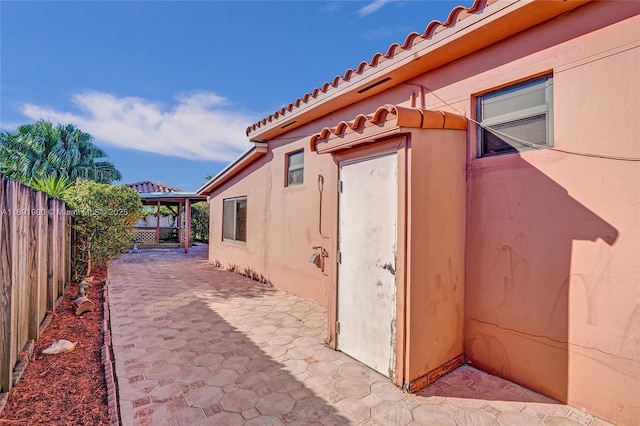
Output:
[{"left": 0, "top": 265, "right": 111, "bottom": 425}]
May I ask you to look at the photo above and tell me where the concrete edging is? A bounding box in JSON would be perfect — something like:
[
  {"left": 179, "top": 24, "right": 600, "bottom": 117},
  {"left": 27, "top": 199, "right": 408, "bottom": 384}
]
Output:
[{"left": 102, "top": 279, "right": 120, "bottom": 426}]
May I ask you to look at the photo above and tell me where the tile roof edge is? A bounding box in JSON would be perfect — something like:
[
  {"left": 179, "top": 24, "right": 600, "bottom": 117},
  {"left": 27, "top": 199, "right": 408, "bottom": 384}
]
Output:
[
  {"left": 124, "top": 181, "right": 183, "bottom": 193},
  {"left": 309, "top": 105, "right": 468, "bottom": 152},
  {"left": 246, "top": 0, "right": 494, "bottom": 137}
]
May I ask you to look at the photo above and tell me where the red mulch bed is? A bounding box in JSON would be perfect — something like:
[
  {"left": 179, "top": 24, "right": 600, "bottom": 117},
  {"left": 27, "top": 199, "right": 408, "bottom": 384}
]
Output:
[{"left": 0, "top": 265, "right": 111, "bottom": 425}]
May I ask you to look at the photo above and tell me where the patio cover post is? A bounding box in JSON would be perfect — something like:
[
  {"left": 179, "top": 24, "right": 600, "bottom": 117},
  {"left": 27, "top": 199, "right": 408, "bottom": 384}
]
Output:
[
  {"left": 156, "top": 200, "right": 160, "bottom": 244},
  {"left": 177, "top": 201, "right": 183, "bottom": 244},
  {"left": 185, "top": 199, "right": 191, "bottom": 253}
]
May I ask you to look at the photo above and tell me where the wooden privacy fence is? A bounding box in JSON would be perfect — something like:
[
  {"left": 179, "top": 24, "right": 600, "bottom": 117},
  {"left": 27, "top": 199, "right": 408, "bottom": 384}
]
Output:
[{"left": 0, "top": 176, "right": 71, "bottom": 392}]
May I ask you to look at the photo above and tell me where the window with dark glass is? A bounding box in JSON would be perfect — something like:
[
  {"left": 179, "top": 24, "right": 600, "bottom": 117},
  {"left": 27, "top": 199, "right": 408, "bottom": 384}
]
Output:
[
  {"left": 286, "top": 150, "right": 304, "bottom": 186},
  {"left": 222, "top": 196, "right": 247, "bottom": 243},
  {"left": 477, "top": 75, "right": 553, "bottom": 157}
]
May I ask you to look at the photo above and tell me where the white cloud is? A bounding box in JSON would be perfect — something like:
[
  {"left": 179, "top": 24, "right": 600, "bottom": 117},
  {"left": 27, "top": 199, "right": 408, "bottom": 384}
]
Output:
[
  {"left": 20, "top": 91, "right": 255, "bottom": 162},
  {"left": 357, "top": 0, "right": 392, "bottom": 17},
  {"left": 320, "top": 2, "right": 344, "bottom": 14}
]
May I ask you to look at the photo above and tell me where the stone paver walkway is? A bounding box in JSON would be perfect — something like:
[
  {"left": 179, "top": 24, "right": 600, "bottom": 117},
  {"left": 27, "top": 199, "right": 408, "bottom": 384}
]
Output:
[{"left": 108, "top": 246, "right": 610, "bottom": 425}]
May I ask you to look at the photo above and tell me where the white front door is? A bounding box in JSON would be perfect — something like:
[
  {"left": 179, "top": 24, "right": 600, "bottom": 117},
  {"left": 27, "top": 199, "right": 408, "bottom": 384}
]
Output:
[{"left": 337, "top": 153, "right": 398, "bottom": 378}]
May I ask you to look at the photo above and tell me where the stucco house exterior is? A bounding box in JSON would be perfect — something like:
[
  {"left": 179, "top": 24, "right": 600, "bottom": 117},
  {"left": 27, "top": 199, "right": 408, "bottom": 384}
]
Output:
[{"left": 198, "top": 1, "right": 640, "bottom": 424}]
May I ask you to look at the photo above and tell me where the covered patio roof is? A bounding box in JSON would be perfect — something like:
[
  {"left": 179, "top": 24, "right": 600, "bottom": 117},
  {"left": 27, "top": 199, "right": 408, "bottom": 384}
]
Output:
[
  {"left": 125, "top": 181, "right": 206, "bottom": 253},
  {"left": 126, "top": 181, "right": 206, "bottom": 204}
]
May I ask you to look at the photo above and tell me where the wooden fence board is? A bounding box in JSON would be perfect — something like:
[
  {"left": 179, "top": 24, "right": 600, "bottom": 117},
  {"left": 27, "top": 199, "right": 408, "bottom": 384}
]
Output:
[
  {"left": 66, "top": 215, "right": 71, "bottom": 285},
  {"left": 37, "top": 192, "right": 48, "bottom": 335},
  {"left": 0, "top": 178, "right": 14, "bottom": 392},
  {"left": 15, "top": 184, "right": 29, "bottom": 361},
  {"left": 28, "top": 191, "right": 43, "bottom": 341},
  {"left": 2, "top": 180, "right": 18, "bottom": 392},
  {"left": 47, "top": 198, "right": 58, "bottom": 311},
  {"left": 0, "top": 177, "right": 70, "bottom": 392},
  {"left": 8, "top": 181, "right": 18, "bottom": 391},
  {"left": 56, "top": 199, "right": 65, "bottom": 296}
]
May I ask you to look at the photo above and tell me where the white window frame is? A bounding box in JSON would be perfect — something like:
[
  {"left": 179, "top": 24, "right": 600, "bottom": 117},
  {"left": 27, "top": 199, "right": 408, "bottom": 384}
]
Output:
[
  {"left": 286, "top": 149, "right": 304, "bottom": 186},
  {"left": 477, "top": 75, "right": 554, "bottom": 157},
  {"left": 222, "top": 196, "right": 247, "bottom": 244}
]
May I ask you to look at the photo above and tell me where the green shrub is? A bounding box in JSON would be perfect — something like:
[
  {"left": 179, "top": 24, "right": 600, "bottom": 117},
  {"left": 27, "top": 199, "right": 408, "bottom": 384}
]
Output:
[
  {"left": 65, "top": 180, "right": 142, "bottom": 279},
  {"left": 191, "top": 202, "right": 209, "bottom": 243}
]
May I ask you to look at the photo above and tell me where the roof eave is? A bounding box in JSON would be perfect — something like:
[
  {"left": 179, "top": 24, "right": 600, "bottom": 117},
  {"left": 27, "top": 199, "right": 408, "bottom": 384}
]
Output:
[
  {"left": 138, "top": 193, "right": 207, "bottom": 200},
  {"left": 312, "top": 106, "right": 468, "bottom": 154},
  {"left": 197, "top": 142, "right": 269, "bottom": 195},
  {"left": 247, "top": 0, "right": 590, "bottom": 142}
]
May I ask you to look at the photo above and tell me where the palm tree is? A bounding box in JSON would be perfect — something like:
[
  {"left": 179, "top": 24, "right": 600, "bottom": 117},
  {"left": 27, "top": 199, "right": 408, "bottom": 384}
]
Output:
[
  {"left": 0, "top": 120, "right": 122, "bottom": 184},
  {"left": 30, "top": 175, "right": 74, "bottom": 199}
]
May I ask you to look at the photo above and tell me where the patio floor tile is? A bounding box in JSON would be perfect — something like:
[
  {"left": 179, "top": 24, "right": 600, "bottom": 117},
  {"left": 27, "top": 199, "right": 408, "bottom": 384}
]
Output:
[{"left": 109, "top": 245, "right": 610, "bottom": 425}]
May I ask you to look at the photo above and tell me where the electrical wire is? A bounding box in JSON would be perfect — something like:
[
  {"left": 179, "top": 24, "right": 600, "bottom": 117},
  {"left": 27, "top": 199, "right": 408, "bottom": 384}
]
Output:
[
  {"left": 423, "top": 85, "right": 640, "bottom": 162},
  {"left": 259, "top": 42, "right": 640, "bottom": 162}
]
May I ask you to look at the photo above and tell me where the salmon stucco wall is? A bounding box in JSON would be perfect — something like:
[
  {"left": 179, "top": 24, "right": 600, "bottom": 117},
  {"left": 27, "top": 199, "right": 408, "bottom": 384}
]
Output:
[
  {"left": 405, "top": 129, "right": 467, "bottom": 386},
  {"left": 208, "top": 137, "right": 336, "bottom": 307},
  {"left": 455, "top": 4, "right": 639, "bottom": 424},
  {"left": 204, "top": 2, "right": 639, "bottom": 423},
  {"left": 208, "top": 156, "right": 271, "bottom": 284},
  {"left": 392, "top": 6, "right": 639, "bottom": 418}
]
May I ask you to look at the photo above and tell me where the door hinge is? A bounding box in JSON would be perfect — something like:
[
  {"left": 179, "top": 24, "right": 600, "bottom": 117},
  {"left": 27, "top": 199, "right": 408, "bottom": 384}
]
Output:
[
  {"left": 336, "top": 321, "right": 340, "bottom": 334},
  {"left": 337, "top": 252, "right": 342, "bottom": 264},
  {"left": 338, "top": 180, "right": 343, "bottom": 193}
]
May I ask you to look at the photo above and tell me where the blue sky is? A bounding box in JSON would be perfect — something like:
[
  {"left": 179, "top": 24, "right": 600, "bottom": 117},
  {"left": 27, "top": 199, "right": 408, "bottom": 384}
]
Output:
[{"left": 1, "top": 0, "right": 467, "bottom": 191}]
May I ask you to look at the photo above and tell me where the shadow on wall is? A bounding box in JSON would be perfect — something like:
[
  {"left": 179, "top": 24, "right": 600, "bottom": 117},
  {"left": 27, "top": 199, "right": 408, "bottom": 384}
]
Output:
[{"left": 465, "top": 154, "right": 619, "bottom": 403}]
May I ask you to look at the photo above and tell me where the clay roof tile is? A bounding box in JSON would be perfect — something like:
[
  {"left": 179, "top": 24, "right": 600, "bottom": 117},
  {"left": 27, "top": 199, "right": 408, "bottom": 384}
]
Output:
[
  {"left": 247, "top": 0, "right": 487, "bottom": 137},
  {"left": 125, "top": 181, "right": 182, "bottom": 194}
]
